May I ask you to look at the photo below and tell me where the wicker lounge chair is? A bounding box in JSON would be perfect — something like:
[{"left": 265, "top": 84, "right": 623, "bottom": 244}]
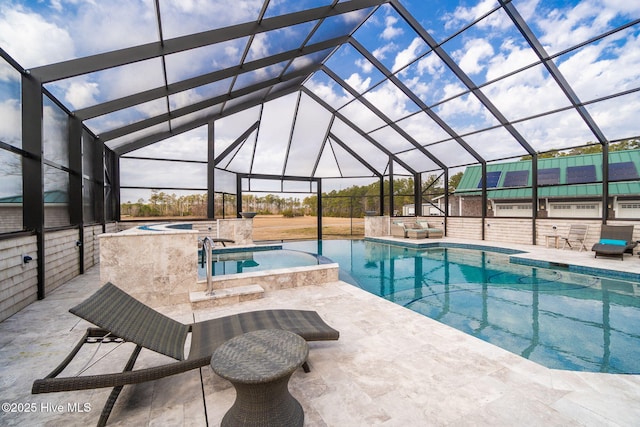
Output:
[
  {"left": 559, "top": 224, "right": 589, "bottom": 251},
  {"left": 416, "top": 220, "right": 444, "bottom": 238},
  {"left": 591, "top": 225, "right": 637, "bottom": 260},
  {"left": 32, "top": 282, "right": 339, "bottom": 426}
]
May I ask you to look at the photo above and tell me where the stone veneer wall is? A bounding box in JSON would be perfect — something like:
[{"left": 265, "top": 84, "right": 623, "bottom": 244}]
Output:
[
  {"left": 100, "top": 228, "right": 199, "bottom": 308},
  {"left": 484, "top": 218, "right": 533, "bottom": 245},
  {"left": 215, "top": 218, "right": 253, "bottom": 245},
  {"left": 364, "top": 216, "right": 390, "bottom": 237},
  {"left": 0, "top": 235, "right": 38, "bottom": 321},
  {"left": 193, "top": 264, "right": 340, "bottom": 293},
  {"left": 118, "top": 219, "right": 252, "bottom": 245},
  {"left": 445, "top": 217, "right": 484, "bottom": 240},
  {"left": 376, "top": 217, "right": 639, "bottom": 251}
]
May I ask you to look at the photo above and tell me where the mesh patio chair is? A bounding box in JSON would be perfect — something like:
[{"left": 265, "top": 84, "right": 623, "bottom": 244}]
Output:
[{"left": 32, "top": 282, "right": 339, "bottom": 426}]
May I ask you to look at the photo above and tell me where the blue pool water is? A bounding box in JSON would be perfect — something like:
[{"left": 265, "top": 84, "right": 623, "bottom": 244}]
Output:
[
  {"left": 282, "top": 239, "right": 640, "bottom": 374},
  {"left": 197, "top": 248, "right": 319, "bottom": 278}
]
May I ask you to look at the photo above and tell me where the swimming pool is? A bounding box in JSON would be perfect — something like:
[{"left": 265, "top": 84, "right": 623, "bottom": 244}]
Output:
[
  {"left": 197, "top": 247, "right": 319, "bottom": 278},
  {"left": 282, "top": 239, "right": 640, "bottom": 374}
]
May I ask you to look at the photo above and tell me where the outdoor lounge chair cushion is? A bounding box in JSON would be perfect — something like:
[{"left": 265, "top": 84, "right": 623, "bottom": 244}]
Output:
[
  {"left": 598, "top": 239, "right": 627, "bottom": 246},
  {"left": 416, "top": 220, "right": 444, "bottom": 238}
]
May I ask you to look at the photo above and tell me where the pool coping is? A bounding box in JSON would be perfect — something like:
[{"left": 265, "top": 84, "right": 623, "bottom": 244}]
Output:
[
  {"left": 364, "top": 236, "right": 640, "bottom": 283},
  {"left": 211, "top": 244, "right": 282, "bottom": 254}
]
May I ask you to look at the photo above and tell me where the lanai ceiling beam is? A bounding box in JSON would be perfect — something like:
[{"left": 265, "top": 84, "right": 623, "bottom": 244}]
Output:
[
  {"left": 322, "top": 66, "right": 447, "bottom": 171},
  {"left": 391, "top": 0, "right": 536, "bottom": 156},
  {"left": 349, "top": 38, "right": 485, "bottom": 165},
  {"left": 114, "top": 83, "right": 301, "bottom": 155},
  {"left": 102, "top": 64, "right": 316, "bottom": 143},
  {"left": 74, "top": 36, "right": 350, "bottom": 121},
  {"left": 302, "top": 87, "right": 416, "bottom": 174},
  {"left": 329, "top": 133, "right": 383, "bottom": 177},
  {"left": 214, "top": 121, "right": 260, "bottom": 166},
  {"left": 499, "top": 0, "right": 608, "bottom": 144},
  {"left": 29, "top": 0, "right": 390, "bottom": 83}
]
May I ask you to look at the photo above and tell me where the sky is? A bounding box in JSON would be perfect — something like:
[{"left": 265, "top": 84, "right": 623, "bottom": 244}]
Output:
[{"left": 1, "top": 0, "right": 639, "bottom": 201}]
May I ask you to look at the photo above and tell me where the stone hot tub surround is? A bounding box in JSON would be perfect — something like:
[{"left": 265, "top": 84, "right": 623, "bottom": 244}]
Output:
[
  {"left": 100, "top": 221, "right": 337, "bottom": 310},
  {"left": 100, "top": 225, "right": 199, "bottom": 308}
]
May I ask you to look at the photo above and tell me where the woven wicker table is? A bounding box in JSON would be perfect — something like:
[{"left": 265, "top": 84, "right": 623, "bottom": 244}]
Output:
[{"left": 211, "top": 329, "right": 309, "bottom": 427}]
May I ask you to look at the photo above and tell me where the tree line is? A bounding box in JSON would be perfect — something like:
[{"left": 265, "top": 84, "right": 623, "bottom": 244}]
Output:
[
  {"left": 120, "top": 174, "right": 457, "bottom": 218},
  {"left": 122, "top": 141, "right": 639, "bottom": 218}
]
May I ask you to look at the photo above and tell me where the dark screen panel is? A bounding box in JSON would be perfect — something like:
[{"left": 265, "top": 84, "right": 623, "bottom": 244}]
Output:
[
  {"left": 477, "top": 171, "right": 501, "bottom": 188},
  {"left": 503, "top": 170, "right": 528, "bottom": 187},
  {"left": 609, "top": 161, "right": 638, "bottom": 181},
  {"left": 538, "top": 168, "right": 560, "bottom": 185},
  {"left": 566, "top": 165, "right": 597, "bottom": 184}
]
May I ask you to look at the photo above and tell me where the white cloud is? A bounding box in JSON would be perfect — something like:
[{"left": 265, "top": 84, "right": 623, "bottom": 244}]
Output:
[
  {"left": 417, "top": 53, "right": 445, "bottom": 76},
  {"left": 364, "top": 80, "right": 413, "bottom": 121},
  {"left": 340, "top": 8, "right": 370, "bottom": 25},
  {"left": 455, "top": 38, "right": 494, "bottom": 75},
  {"left": 372, "top": 43, "right": 394, "bottom": 62},
  {"left": 444, "top": 0, "right": 502, "bottom": 32},
  {"left": 345, "top": 73, "right": 371, "bottom": 93},
  {"left": 381, "top": 15, "right": 403, "bottom": 40},
  {"left": 303, "top": 78, "right": 352, "bottom": 110},
  {"left": 354, "top": 58, "right": 374, "bottom": 74},
  {"left": 0, "top": 6, "right": 75, "bottom": 68},
  {"left": 247, "top": 33, "right": 271, "bottom": 61},
  {"left": 403, "top": 76, "right": 431, "bottom": 99},
  {"left": 0, "top": 61, "right": 19, "bottom": 82},
  {"left": 160, "top": 0, "right": 266, "bottom": 38},
  {"left": 393, "top": 37, "right": 426, "bottom": 73},
  {"left": 535, "top": 0, "right": 640, "bottom": 54},
  {"left": 65, "top": 80, "right": 100, "bottom": 109},
  {"left": 485, "top": 39, "right": 539, "bottom": 81},
  {"left": 0, "top": 99, "right": 21, "bottom": 146},
  {"left": 557, "top": 31, "right": 640, "bottom": 99}
]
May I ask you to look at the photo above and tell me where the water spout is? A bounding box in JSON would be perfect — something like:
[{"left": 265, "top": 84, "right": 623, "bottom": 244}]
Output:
[{"left": 201, "top": 236, "right": 214, "bottom": 296}]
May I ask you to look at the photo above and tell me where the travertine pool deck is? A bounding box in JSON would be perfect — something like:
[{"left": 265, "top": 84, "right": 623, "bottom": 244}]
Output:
[{"left": 1, "top": 237, "right": 639, "bottom": 426}]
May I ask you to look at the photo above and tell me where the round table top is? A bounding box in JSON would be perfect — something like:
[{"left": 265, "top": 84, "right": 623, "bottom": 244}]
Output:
[{"left": 211, "top": 329, "right": 309, "bottom": 384}]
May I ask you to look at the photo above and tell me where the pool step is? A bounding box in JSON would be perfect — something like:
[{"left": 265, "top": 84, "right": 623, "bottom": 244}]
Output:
[{"left": 190, "top": 284, "right": 264, "bottom": 310}]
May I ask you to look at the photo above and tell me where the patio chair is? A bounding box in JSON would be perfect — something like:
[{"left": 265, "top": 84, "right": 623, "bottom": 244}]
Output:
[
  {"left": 591, "top": 225, "right": 637, "bottom": 260},
  {"left": 416, "top": 220, "right": 444, "bottom": 238},
  {"left": 559, "top": 224, "right": 589, "bottom": 251},
  {"left": 32, "top": 282, "right": 339, "bottom": 426}
]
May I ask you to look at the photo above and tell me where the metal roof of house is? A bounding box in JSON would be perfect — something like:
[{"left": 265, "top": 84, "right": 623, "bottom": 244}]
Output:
[
  {"left": 454, "top": 149, "right": 640, "bottom": 198},
  {"left": 0, "top": 191, "right": 68, "bottom": 204}
]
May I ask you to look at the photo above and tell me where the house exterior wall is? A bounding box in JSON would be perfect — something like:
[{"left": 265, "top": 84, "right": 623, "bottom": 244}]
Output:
[
  {"left": 0, "top": 207, "right": 22, "bottom": 233},
  {"left": 0, "top": 235, "right": 38, "bottom": 322},
  {"left": 0, "top": 223, "right": 116, "bottom": 322},
  {"left": 44, "top": 229, "right": 81, "bottom": 295}
]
